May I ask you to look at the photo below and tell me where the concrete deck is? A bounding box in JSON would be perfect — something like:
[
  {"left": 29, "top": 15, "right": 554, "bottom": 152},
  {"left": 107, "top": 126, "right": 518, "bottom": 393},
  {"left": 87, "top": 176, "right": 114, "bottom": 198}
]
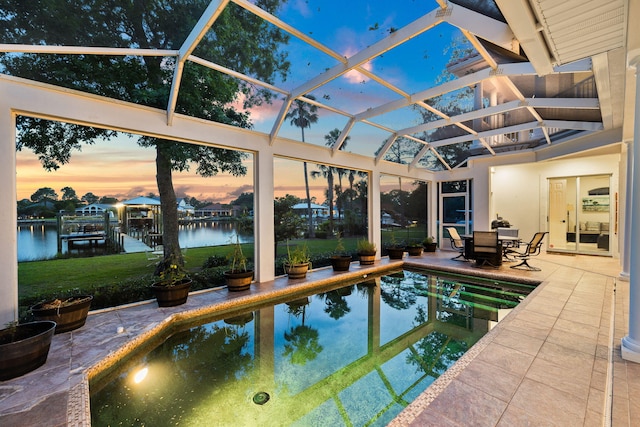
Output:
[{"left": 0, "top": 250, "right": 637, "bottom": 426}]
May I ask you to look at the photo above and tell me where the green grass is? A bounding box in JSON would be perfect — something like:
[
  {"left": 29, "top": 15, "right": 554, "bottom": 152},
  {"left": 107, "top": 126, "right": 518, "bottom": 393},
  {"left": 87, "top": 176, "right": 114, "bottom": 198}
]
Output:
[
  {"left": 17, "top": 231, "right": 430, "bottom": 310},
  {"left": 18, "top": 244, "right": 245, "bottom": 300},
  {"left": 17, "top": 236, "right": 366, "bottom": 299}
]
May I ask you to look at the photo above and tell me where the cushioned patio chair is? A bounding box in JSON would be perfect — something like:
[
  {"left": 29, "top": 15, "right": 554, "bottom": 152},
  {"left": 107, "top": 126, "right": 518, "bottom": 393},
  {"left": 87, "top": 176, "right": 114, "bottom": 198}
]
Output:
[
  {"left": 473, "top": 231, "right": 501, "bottom": 268},
  {"left": 508, "top": 232, "right": 547, "bottom": 271},
  {"left": 446, "top": 227, "right": 467, "bottom": 261}
]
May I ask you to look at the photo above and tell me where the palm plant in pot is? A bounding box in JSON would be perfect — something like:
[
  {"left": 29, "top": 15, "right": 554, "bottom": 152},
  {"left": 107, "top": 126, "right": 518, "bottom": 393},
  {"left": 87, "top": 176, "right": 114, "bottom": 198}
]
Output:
[
  {"left": 284, "top": 241, "right": 311, "bottom": 279},
  {"left": 224, "top": 235, "right": 254, "bottom": 291},
  {"left": 151, "top": 253, "right": 192, "bottom": 307},
  {"left": 356, "top": 238, "right": 377, "bottom": 266},
  {"left": 0, "top": 320, "right": 57, "bottom": 380},
  {"left": 384, "top": 232, "right": 405, "bottom": 260},
  {"left": 423, "top": 236, "right": 438, "bottom": 252},
  {"left": 31, "top": 295, "right": 93, "bottom": 333},
  {"left": 330, "top": 233, "right": 352, "bottom": 271}
]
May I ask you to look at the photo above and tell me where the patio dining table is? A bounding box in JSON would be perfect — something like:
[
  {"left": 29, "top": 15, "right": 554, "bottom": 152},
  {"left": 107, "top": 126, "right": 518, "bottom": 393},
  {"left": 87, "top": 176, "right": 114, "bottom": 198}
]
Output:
[{"left": 460, "top": 233, "right": 521, "bottom": 262}]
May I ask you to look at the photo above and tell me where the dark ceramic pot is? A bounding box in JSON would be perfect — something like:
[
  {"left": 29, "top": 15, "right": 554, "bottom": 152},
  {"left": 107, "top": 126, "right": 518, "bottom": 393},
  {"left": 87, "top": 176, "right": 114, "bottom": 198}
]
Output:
[
  {"left": 331, "top": 255, "right": 352, "bottom": 271},
  {"left": 423, "top": 243, "right": 437, "bottom": 252},
  {"left": 406, "top": 246, "right": 423, "bottom": 256},
  {"left": 31, "top": 295, "right": 93, "bottom": 334},
  {"left": 151, "top": 279, "right": 192, "bottom": 307},
  {"left": 0, "top": 321, "right": 56, "bottom": 380},
  {"left": 386, "top": 247, "right": 405, "bottom": 259}
]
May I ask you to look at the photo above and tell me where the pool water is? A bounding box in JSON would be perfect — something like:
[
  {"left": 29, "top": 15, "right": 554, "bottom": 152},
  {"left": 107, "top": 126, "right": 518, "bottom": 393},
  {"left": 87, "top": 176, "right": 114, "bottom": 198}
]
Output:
[{"left": 90, "top": 269, "right": 536, "bottom": 426}]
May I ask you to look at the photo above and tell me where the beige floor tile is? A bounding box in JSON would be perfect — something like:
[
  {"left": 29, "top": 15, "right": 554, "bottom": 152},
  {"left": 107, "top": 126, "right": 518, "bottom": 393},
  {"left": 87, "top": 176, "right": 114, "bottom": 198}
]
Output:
[
  {"left": 509, "top": 378, "right": 587, "bottom": 425},
  {"left": 553, "top": 317, "right": 600, "bottom": 340},
  {"left": 536, "top": 341, "right": 596, "bottom": 373},
  {"left": 475, "top": 342, "right": 535, "bottom": 377},
  {"left": 546, "top": 327, "right": 597, "bottom": 356},
  {"left": 525, "top": 357, "right": 591, "bottom": 399},
  {"left": 455, "top": 359, "right": 522, "bottom": 402},
  {"left": 490, "top": 328, "right": 544, "bottom": 356},
  {"left": 424, "top": 379, "right": 507, "bottom": 427}
]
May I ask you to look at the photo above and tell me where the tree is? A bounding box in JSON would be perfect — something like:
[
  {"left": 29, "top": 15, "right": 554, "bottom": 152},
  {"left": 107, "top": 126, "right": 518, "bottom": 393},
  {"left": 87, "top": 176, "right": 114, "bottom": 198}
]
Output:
[
  {"left": 99, "top": 196, "right": 118, "bottom": 205},
  {"left": 81, "top": 192, "right": 99, "bottom": 205},
  {"left": 274, "top": 194, "right": 304, "bottom": 252},
  {"left": 2, "top": 0, "right": 290, "bottom": 271},
  {"left": 61, "top": 186, "right": 78, "bottom": 202},
  {"left": 310, "top": 128, "right": 351, "bottom": 235},
  {"left": 30, "top": 187, "right": 58, "bottom": 203},
  {"left": 231, "top": 192, "right": 254, "bottom": 214},
  {"left": 285, "top": 95, "right": 318, "bottom": 238}
]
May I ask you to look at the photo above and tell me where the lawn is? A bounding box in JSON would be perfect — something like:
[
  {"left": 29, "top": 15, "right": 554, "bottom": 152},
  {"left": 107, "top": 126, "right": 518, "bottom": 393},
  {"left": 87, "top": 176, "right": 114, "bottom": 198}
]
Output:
[{"left": 17, "top": 230, "right": 429, "bottom": 303}]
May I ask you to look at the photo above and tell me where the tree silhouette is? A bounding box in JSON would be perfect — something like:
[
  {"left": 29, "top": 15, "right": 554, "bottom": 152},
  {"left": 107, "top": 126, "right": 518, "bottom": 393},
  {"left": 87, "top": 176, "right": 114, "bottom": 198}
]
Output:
[{"left": 3, "top": 0, "right": 291, "bottom": 271}]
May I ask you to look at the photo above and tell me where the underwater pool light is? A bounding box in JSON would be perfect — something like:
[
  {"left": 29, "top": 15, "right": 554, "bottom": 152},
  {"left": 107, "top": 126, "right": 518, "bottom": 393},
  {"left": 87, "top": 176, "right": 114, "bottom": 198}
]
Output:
[{"left": 133, "top": 367, "right": 148, "bottom": 384}]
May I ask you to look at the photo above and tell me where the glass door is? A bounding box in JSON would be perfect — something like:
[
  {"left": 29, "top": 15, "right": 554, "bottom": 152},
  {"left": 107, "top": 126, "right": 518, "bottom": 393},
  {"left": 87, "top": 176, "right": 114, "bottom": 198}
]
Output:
[
  {"left": 548, "top": 175, "right": 611, "bottom": 255},
  {"left": 439, "top": 180, "right": 472, "bottom": 247}
]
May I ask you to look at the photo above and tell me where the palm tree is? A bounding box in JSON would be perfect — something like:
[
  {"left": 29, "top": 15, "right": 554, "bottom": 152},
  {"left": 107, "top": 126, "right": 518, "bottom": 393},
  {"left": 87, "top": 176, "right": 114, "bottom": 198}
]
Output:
[
  {"left": 325, "top": 129, "right": 350, "bottom": 223},
  {"left": 309, "top": 129, "right": 351, "bottom": 235},
  {"left": 286, "top": 95, "right": 318, "bottom": 238}
]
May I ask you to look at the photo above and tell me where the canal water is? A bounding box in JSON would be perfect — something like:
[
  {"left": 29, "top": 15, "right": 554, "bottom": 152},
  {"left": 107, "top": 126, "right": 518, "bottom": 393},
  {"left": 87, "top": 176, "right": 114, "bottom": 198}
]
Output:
[{"left": 17, "top": 221, "right": 253, "bottom": 262}]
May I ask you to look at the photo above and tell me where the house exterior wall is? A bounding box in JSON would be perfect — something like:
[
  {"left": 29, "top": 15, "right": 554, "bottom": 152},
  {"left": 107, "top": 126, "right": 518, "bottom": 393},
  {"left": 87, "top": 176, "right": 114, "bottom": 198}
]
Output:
[{"left": 434, "top": 150, "right": 621, "bottom": 258}]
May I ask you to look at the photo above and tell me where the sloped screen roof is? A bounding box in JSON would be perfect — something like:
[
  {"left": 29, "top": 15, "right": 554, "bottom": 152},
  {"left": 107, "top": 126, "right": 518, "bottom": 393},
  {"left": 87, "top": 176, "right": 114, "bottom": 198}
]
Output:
[{"left": 0, "top": 0, "right": 603, "bottom": 171}]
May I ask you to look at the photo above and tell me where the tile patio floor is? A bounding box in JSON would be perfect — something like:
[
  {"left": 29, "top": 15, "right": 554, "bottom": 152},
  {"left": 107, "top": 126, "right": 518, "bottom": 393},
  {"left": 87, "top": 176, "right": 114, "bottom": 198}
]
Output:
[{"left": 0, "top": 250, "right": 637, "bottom": 426}]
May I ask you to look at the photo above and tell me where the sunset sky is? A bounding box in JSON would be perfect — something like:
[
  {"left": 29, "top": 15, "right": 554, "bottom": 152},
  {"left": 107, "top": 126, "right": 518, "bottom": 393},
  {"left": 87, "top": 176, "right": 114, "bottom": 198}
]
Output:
[
  {"left": 15, "top": 0, "right": 456, "bottom": 204},
  {"left": 16, "top": 135, "right": 332, "bottom": 204}
]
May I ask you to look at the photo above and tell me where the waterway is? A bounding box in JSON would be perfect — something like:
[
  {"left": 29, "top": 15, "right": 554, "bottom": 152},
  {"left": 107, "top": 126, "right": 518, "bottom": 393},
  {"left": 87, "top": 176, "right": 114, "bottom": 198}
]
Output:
[{"left": 17, "top": 221, "right": 252, "bottom": 262}]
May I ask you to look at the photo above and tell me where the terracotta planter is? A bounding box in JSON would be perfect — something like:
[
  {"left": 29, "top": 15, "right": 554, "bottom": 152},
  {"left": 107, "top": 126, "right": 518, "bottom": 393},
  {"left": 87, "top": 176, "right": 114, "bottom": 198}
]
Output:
[
  {"left": 406, "top": 246, "right": 423, "bottom": 256},
  {"left": 0, "top": 321, "right": 56, "bottom": 380},
  {"left": 358, "top": 251, "right": 376, "bottom": 266},
  {"left": 151, "top": 279, "right": 192, "bottom": 307},
  {"left": 331, "top": 255, "right": 352, "bottom": 271},
  {"left": 284, "top": 262, "right": 310, "bottom": 279},
  {"left": 31, "top": 295, "right": 93, "bottom": 334},
  {"left": 386, "top": 247, "right": 405, "bottom": 259},
  {"left": 224, "top": 270, "right": 254, "bottom": 291}
]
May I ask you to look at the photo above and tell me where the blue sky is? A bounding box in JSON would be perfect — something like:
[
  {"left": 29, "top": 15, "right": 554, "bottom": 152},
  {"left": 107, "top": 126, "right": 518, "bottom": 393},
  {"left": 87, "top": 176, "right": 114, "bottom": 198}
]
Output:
[{"left": 242, "top": 0, "right": 462, "bottom": 156}]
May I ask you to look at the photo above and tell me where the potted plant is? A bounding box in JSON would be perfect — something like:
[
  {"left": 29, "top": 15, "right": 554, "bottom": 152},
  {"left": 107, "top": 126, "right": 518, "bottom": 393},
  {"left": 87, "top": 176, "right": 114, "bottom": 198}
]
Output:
[
  {"left": 284, "top": 242, "right": 311, "bottom": 279},
  {"left": 224, "top": 235, "right": 254, "bottom": 291},
  {"left": 0, "top": 320, "right": 56, "bottom": 380},
  {"left": 151, "top": 253, "right": 192, "bottom": 307},
  {"left": 31, "top": 295, "right": 93, "bottom": 333},
  {"left": 406, "top": 239, "right": 424, "bottom": 256},
  {"left": 356, "top": 238, "right": 377, "bottom": 266},
  {"left": 423, "top": 236, "right": 438, "bottom": 252},
  {"left": 385, "top": 232, "right": 405, "bottom": 260},
  {"left": 330, "top": 233, "right": 352, "bottom": 271}
]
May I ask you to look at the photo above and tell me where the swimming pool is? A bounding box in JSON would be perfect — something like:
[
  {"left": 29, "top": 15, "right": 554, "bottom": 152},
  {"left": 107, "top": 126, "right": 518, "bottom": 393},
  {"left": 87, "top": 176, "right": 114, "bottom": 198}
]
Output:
[{"left": 90, "top": 269, "right": 536, "bottom": 426}]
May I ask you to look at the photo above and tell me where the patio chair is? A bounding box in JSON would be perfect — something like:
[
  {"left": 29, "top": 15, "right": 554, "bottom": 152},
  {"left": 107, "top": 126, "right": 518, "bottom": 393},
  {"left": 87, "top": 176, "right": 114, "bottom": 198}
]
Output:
[
  {"left": 508, "top": 232, "right": 547, "bottom": 271},
  {"left": 446, "top": 227, "right": 467, "bottom": 261},
  {"left": 473, "top": 231, "right": 501, "bottom": 268}
]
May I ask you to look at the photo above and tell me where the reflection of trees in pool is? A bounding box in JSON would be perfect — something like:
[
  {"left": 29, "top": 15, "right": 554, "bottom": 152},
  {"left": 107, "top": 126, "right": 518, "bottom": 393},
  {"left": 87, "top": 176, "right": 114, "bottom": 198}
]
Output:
[
  {"left": 406, "top": 331, "right": 468, "bottom": 376},
  {"left": 91, "top": 321, "right": 254, "bottom": 425},
  {"left": 283, "top": 297, "right": 323, "bottom": 365},
  {"left": 283, "top": 325, "right": 323, "bottom": 365},
  {"left": 319, "top": 287, "right": 352, "bottom": 320},
  {"left": 380, "top": 272, "right": 417, "bottom": 309}
]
